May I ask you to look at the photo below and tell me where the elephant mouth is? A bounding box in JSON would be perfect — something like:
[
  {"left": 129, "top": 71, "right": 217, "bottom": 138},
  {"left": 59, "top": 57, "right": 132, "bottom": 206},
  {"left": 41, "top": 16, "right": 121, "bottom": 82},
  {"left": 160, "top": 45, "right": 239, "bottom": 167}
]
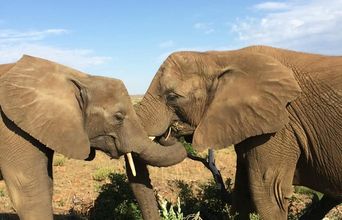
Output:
[
  {"left": 156, "top": 121, "right": 195, "bottom": 144},
  {"left": 170, "top": 121, "right": 195, "bottom": 136},
  {"left": 89, "top": 135, "right": 120, "bottom": 159},
  {"left": 89, "top": 135, "right": 136, "bottom": 176}
]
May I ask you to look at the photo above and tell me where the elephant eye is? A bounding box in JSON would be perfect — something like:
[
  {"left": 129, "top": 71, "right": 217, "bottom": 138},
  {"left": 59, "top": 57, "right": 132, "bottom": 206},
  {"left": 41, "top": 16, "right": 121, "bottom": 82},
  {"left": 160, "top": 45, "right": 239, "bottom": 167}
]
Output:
[
  {"left": 114, "top": 112, "right": 125, "bottom": 124},
  {"left": 166, "top": 92, "right": 179, "bottom": 103}
]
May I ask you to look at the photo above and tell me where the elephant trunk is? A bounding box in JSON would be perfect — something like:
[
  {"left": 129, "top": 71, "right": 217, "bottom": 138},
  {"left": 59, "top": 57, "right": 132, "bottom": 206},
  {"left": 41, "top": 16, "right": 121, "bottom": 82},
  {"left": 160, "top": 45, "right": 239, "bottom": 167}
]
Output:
[
  {"left": 125, "top": 156, "right": 160, "bottom": 220},
  {"left": 137, "top": 138, "right": 187, "bottom": 167},
  {"left": 135, "top": 92, "right": 173, "bottom": 137}
]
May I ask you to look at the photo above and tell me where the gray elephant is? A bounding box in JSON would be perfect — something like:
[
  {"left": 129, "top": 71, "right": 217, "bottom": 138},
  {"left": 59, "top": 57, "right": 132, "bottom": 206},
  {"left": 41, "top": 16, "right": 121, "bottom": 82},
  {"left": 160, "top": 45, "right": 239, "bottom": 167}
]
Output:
[
  {"left": 0, "top": 55, "right": 187, "bottom": 220},
  {"left": 134, "top": 46, "right": 342, "bottom": 220}
]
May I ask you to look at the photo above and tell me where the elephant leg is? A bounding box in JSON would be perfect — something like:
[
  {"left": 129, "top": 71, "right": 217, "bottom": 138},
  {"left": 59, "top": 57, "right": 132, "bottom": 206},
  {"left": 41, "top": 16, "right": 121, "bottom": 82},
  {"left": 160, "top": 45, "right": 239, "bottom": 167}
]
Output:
[
  {"left": 1, "top": 142, "right": 54, "bottom": 220},
  {"left": 299, "top": 195, "right": 342, "bottom": 220},
  {"left": 232, "top": 146, "right": 255, "bottom": 219},
  {"left": 243, "top": 129, "right": 300, "bottom": 220},
  {"left": 125, "top": 155, "right": 160, "bottom": 220}
]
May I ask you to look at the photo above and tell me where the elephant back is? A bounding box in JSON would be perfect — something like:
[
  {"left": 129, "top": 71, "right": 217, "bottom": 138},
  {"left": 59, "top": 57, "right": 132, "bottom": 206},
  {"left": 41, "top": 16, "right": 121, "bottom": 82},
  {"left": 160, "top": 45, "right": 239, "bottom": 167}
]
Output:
[{"left": 0, "top": 63, "right": 15, "bottom": 78}]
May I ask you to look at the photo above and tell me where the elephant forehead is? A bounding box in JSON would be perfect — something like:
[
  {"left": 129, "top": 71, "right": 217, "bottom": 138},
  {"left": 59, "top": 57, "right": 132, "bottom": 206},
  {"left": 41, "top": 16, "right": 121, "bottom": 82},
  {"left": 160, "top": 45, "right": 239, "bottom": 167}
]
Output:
[
  {"left": 91, "top": 102, "right": 125, "bottom": 116},
  {"left": 160, "top": 72, "right": 177, "bottom": 91},
  {"left": 179, "top": 76, "right": 206, "bottom": 95},
  {"left": 94, "top": 92, "right": 131, "bottom": 113},
  {"left": 90, "top": 76, "right": 125, "bottom": 93},
  {"left": 90, "top": 77, "right": 130, "bottom": 103},
  {"left": 161, "top": 72, "right": 205, "bottom": 94}
]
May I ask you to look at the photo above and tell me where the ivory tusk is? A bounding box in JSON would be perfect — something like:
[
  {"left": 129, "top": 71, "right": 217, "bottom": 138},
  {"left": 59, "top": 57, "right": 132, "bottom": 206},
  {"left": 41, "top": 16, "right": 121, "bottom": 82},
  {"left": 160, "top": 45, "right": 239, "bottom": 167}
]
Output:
[
  {"left": 126, "top": 153, "right": 136, "bottom": 177},
  {"left": 149, "top": 136, "right": 155, "bottom": 140},
  {"left": 165, "top": 127, "right": 172, "bottom": 141}
]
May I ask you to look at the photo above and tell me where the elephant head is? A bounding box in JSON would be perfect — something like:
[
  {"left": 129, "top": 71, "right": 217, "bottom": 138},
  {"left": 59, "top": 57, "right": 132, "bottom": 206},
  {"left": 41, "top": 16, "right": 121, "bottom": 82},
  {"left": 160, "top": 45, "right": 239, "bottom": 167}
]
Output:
[
  {"left": 135, "top": 47, "right": 302, "bottom": 151},
  {"left": 0, "top": 55, "right": 187, "bottom": 170}
]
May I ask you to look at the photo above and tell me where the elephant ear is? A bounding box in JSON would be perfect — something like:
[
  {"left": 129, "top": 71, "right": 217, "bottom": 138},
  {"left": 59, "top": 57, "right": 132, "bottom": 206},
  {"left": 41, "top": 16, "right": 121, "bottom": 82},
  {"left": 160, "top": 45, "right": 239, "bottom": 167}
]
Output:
[
  {"left": 0, "top": 55, "right": 90, "bottom": 159},
  {"left": 193, "top": 53, "right": 301, "bottom": 150}
]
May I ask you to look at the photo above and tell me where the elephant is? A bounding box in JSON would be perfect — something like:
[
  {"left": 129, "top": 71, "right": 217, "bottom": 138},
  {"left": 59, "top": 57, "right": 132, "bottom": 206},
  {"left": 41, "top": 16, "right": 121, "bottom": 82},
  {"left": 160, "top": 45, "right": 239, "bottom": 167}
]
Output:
[
  {"left": 0, "top": 55, "right": 187, "bottom": 220},
  {"left": 134, "top": 45, "right": 342, "bottom": 220}
]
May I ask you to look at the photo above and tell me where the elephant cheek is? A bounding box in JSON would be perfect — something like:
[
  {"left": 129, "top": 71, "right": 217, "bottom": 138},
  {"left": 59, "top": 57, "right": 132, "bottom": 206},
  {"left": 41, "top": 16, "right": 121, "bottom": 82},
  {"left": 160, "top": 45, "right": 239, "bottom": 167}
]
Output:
[
  {"left": 107, "top": 147, "right": 120, "bottom": 159},
  {"left": 90, "top": 136, "right": 120, "bottom": 159},
  {"left": 106, "top": 138, "right": 120, "bottom": 159}
]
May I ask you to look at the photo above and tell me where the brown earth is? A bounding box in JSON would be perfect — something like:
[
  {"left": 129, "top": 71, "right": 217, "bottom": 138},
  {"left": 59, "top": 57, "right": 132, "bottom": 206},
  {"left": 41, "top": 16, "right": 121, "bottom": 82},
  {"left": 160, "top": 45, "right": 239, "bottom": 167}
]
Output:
[
  {"left": 0, "top": 149, "right": 236, "bottom": 219},
  {"left": 0, "top": 148, "right": 341, "bottom": 219}
]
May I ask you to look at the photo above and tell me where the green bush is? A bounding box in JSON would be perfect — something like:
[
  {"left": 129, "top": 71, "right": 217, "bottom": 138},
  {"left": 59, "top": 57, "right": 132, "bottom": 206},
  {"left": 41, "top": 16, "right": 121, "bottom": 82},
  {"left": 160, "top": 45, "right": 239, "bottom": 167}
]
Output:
[
  {"left": 249, "top": 213, "right": 261, "bottom": 220},
  {"left": 294, "top": 186, "right": 323, "bottom": 199},
  {"left": 165, "top": 179, "right": 236, "bottom": 220},
  {"left": 53, "top": 154, "right": 67, "bottom": 166},
  {"left": 92, "top": 167, "right": 114, "bottom": 182},
  {"left": 159, "top": 197, "right": 184, "bottom": 220},
  {"left": 179, "top": 137, "right": 197, "bottom": 156},
  {"left": 89, "top": 173, "right": 142, "bottom": 220}
]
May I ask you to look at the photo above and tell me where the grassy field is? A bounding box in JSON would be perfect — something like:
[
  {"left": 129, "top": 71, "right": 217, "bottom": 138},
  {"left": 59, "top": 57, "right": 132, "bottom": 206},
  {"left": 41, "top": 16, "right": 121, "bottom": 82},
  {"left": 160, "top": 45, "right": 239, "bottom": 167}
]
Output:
[{"left": 0, "top": 96, "right": 341, "bottom": 219}]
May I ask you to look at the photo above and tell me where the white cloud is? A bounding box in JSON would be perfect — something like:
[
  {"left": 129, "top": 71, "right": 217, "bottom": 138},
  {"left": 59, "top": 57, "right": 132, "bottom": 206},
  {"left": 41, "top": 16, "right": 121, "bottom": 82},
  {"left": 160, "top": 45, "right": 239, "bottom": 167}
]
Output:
[
  {"left": 194, "top": 22, "right": 215, "bottom": 34},
  {"left": 0, "top": 28, "right": 111, "bottom": 70},
  {"left": 0, "top": 43, "right": 111, "bottom": 70},
  {"left": 159, "top": 40, "right": 175, "bottom": 48},
  {"left": 0, "top": 29, "right": 68, "bottom": 43},
  {"left": 253, "top": 2, "right": 290, "bottom": 11},
  {"left": 231, "top": 0, "right": 342, "bottom": 54}
]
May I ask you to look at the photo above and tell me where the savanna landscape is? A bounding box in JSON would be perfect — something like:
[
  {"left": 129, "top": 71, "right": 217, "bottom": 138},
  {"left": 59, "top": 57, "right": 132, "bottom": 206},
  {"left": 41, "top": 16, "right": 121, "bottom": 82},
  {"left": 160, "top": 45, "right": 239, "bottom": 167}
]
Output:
[
  {"left": 1, "top": 1, "right": 342, "bottom": 219},
  {"left": 0, "top": 96, "right": 341, "bottom": 220}
]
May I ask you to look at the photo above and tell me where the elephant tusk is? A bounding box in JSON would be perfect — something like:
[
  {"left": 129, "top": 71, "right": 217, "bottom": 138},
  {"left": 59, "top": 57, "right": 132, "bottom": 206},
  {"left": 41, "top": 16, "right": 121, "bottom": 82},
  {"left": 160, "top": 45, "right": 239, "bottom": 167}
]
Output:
[
  {"left": 126, "top": 153, "right": 136, "bottom": 177},
  {"left": 149, "top": 136, "right": 155, "bottom": 140},
  {"left": 165, "top": 127, "right": 172, "bottom": 141}
]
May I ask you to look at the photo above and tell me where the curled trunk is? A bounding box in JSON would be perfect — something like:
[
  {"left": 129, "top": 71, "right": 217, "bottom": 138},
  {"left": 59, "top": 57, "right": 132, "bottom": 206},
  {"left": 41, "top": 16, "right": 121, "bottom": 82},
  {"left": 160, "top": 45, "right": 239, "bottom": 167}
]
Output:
[
  {"left": 135, "top": 92, "right": 173, "bottom": 137},
  {"left": 138, "top": 140, "right": 187, "bottom": 167}
]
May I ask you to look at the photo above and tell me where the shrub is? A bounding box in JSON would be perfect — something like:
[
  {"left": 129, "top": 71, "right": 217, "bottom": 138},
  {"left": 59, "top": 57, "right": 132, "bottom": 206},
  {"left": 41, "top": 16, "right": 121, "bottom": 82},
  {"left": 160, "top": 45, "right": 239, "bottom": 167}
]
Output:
[
  {"left": 162, "top": 179, "right": 236, "bottom": 220},
  {"left": 180, "top": 137, "right": 197, "bottom": 156},
  {"left": 159, "top": 197, "right": 184, "bottom": 220},
  {"left": 249, "top": 213, "right": 261, "bottom": 220},
  {"left": 92, "top": 167, "right": 114, "bottom": 182},
  {"left": 53, "top": 154, "right": 66, "bottom": 166},
  {"left": 294, "top": 186, "right": 322, "bottom": 199},
  {"left": 89, "top": 173, "right": 142, "bottom": 220}
]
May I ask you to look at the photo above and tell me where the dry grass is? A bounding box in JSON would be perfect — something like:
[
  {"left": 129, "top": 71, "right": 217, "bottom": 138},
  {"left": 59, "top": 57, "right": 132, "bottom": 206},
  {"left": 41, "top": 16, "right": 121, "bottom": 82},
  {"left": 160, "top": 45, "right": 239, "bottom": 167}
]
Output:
[
  {"left": 0, "top": 149, "right": 236, "bottom": 217},
  {"left": 0, "top": 148, "right": 340, "bottom": 219},
  {"left": 131, "top": 95, "right": 143, "bottom": 105}
]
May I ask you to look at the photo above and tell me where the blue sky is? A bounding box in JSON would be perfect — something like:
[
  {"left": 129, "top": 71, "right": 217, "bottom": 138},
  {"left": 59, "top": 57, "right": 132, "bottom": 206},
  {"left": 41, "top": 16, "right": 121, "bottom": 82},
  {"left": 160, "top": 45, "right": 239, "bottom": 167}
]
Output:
[{"left": 1, "top": 0, "right": 341, "bottom": 94}]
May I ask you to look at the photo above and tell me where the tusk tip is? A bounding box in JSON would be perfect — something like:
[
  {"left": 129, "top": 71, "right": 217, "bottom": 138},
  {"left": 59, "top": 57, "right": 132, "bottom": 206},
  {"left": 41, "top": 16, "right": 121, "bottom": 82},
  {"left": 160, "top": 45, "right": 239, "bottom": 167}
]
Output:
[{"left": 126, "top": 153, "right": 136, "bottom": 177}]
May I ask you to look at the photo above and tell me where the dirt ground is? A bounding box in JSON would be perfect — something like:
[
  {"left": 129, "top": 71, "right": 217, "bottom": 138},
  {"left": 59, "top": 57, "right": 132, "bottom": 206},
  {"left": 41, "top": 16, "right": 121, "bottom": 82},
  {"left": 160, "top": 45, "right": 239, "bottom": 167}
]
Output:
[
  {"left": 0, "top": 148, "right": 341, "bottom": 219},
  {"left": 0, "top": 96, "right": 341, "bottom": 219},
  {"left": 0, "top": 148, "right": 236, "bottom": 218}
]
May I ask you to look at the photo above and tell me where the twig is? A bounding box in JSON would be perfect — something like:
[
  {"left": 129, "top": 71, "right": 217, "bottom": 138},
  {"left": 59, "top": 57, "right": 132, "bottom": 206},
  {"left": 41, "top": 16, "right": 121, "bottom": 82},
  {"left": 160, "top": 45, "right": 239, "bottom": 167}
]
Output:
[{"left": 187, "top": 149, "right": 231, "bottom": 203}]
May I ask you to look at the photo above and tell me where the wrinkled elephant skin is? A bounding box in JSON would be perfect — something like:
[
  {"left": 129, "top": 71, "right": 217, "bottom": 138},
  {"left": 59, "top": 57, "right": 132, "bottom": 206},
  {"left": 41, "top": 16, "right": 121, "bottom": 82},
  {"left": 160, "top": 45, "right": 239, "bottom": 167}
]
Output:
[
  {"left": 0, "top": 55, "right": 186, "bottom": 220},
  {"left": 135, "top": 46, "right": 342, "bottom": 220}
]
